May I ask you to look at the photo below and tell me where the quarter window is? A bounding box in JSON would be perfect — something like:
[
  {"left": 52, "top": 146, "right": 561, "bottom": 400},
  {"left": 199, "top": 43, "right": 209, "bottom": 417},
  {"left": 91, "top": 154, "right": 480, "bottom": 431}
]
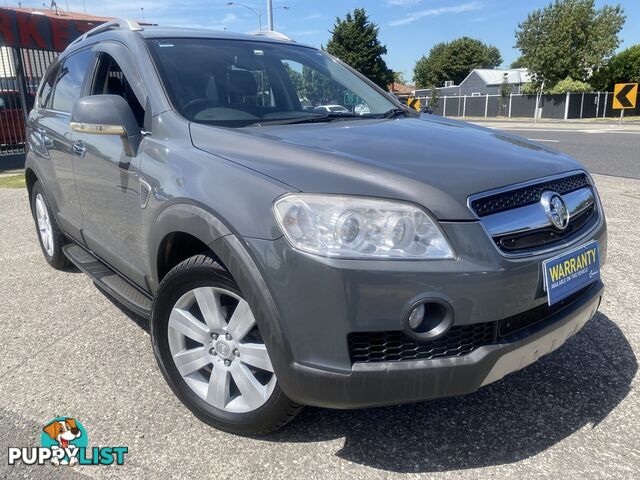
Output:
[{"left": 51, "top": 49, "right": 92, "bottom": 113}]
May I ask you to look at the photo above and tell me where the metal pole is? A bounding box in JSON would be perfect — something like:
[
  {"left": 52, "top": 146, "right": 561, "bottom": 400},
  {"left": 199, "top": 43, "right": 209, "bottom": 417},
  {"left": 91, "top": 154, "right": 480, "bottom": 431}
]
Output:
[
  {"left": 563, "top": 92, "right": 570, "bottom": 120},
  {"left": 11, "top": 47, "right": 30, "bottom": 124},
  {"left": 534, "top": 81, "right": 544, "bottom": 123},
  {"left": 603, "top": 91, "right": 608, "bottom": 118},
  {"left": 484, "top": 94, "right": 488, "bottom": 117},
  {"left": 266, "top": 0, "right": 273, "bottom": 30},
  {"left": 620, "top": 109, "right": 624, "bottom": 126},
  {"left": 508, "top": 93, "right": 512, "bottom": 118},
  {"left": 462, "top": 95, "right": 466, "bottom": 117},
  {"left": 443, "top": 96, "right": 447, "bottom": 117},
  {"left": 580, "top": 92, "right": 584, "bottom": 119}
]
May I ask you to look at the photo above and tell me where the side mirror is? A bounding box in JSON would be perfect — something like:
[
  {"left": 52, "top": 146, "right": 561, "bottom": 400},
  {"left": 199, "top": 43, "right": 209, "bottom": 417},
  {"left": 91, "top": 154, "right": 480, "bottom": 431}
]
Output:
[{"left": 70, "top": 95, "right": 142, "bottom": 157}]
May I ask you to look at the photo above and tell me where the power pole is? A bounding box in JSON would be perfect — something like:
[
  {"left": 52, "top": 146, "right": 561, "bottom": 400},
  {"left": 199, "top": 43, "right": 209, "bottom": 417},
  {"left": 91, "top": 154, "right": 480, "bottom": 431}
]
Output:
[{"left": 266, "top": 0, "right": 273, "bottom": 30}]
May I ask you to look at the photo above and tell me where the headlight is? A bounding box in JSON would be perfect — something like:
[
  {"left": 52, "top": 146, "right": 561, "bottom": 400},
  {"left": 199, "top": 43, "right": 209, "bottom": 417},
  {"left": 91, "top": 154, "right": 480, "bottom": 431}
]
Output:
[{"left": 273, "top": 194, "right": 455, "bottom": 259}]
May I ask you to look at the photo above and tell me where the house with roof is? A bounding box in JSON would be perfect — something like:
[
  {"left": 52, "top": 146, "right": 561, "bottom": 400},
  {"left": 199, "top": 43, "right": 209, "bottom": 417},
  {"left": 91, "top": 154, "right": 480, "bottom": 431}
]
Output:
[{"left": 414, "top": 68, "right": 531, "bottom": 97}]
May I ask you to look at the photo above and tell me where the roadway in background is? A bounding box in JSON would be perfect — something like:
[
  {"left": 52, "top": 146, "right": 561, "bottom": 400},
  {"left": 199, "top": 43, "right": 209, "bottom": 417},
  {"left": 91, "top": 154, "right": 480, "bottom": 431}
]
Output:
[{"left": 471, "top": 120, "right": 640, "bottom": 179}]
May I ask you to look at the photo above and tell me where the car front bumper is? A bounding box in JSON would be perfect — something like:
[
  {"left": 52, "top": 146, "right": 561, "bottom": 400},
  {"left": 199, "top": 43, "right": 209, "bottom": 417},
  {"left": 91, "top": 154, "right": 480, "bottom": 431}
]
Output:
[{"left": 239, "top": 217, "right": 606, "bottom": 409}]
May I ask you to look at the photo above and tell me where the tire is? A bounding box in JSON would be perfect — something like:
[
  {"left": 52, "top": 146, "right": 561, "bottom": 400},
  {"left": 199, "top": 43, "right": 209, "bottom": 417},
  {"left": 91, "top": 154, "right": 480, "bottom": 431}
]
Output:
[
  {"left": 151, "top": 254, "right": 302, "bottom": 435},
  {"left": 30, "top": 181, "right": 69, "bottom": 270}
]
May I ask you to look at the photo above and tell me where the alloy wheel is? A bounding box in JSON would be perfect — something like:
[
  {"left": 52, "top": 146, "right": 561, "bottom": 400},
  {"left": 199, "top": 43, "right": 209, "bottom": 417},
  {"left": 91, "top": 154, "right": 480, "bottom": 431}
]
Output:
[
  {"left": 167, "top": 286, "right": 276, "bottom": 413},
  {"left": 35, "top": 193, "right": 54, "bottom": 257}
]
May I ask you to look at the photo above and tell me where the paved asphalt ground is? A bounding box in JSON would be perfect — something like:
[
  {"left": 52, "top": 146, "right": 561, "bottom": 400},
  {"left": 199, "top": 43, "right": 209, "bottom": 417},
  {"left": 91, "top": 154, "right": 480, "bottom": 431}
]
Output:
[
  {"left": 490, "top": 124, "right": 640, "bottom": 180},
  {"left": 1, "top": 125, "right": 639, "bottom": 479}
]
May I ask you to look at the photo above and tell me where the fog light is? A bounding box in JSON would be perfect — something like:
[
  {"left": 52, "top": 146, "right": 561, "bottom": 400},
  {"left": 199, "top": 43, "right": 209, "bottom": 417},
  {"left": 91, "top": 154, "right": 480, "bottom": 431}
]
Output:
[
  {"left": 408, "top": 304, "right": 426, "bottom": 330},
  {"left": 405, "top": 299, "right": 454, "bottom": 340}
]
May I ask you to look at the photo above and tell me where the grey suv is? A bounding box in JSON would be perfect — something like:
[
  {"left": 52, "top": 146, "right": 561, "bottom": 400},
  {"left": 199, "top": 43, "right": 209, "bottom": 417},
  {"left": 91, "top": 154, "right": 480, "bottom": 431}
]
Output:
[{"left": 26, "top": 20, "right": 607, "bottom": 434}]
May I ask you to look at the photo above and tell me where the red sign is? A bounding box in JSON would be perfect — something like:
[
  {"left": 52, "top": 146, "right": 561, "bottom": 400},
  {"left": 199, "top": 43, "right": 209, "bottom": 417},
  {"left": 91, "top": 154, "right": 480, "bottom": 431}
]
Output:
[{"left": 0, "top": 8, "right": 106, "bottom": 52}]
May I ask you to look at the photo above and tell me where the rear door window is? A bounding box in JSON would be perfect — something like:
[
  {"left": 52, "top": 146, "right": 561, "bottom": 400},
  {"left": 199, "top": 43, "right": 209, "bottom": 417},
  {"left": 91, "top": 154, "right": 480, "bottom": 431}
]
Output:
[{"left": 51, "top": 49, "right": 93, "bottom": 113}]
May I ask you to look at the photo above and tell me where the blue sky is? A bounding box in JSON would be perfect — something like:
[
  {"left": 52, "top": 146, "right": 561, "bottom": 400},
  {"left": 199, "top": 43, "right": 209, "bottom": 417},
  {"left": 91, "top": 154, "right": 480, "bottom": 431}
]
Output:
[{"left": 20, "top": 0, "right": 640, "bottom": 82}]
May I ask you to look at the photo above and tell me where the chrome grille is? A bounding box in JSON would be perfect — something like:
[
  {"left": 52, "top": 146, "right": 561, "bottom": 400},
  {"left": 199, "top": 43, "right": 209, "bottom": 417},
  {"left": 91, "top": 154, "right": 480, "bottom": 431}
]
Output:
[
  {"left": 470, "top": 173, "right": 589, "bottom": 217},
  {"left": 469, "top": 172, "right": 599, "bottom": 256}
]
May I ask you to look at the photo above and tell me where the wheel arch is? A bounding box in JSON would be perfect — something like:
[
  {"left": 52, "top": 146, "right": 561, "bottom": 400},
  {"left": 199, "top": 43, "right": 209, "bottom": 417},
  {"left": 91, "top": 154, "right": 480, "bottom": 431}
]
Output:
[
  {"left": 25, "top": 167, "right": 38, "bottom": 199},
  {"left": 149, "top": 202, "right": 233, "bottom": 290},
  {"left": 149, "top": 203, "right": 296, "bottom": 386}
]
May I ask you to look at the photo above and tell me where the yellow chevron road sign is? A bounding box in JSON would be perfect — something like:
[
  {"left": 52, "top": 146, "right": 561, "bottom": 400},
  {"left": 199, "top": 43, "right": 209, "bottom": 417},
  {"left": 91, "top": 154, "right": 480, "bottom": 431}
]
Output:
[
  {"left": 407, "top": 97, "right": 421, "bottom": 111},
  {"left": 613, "top": 83, "right": 638, "bottom": 109}
]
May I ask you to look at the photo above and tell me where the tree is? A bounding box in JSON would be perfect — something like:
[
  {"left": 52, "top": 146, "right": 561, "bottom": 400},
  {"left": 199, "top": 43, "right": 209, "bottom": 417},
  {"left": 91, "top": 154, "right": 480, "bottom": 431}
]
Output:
[
  {"left": 325, "top": 8, "right": 394, "bottom": 90},
  {"left": 515, "top": 0, "right": 625, "bottom": 87},
  {"left": 520, "top": 82, "right": 539, "bottom": 95},
  {"left": 413, "top": 37, "right": 502, "bottom": 88},
  {"left": 549, "top": 76, "right": 593, "bottom": 93},
  {"left": 510, "top": 56, "right": 527, "bottom": 69},
  {"left": 498, "top": 75, "right": 513, "bottom": 115},
  {"left": 591, "top": 44, "right": 640, "bottom": 91},
  {"left": 427, "top": 85, "right": 439, "bottom": 109},
  {"left": 301, "top": 66, "right": 341, "bottom": 105},
  {"left": 393, "top": 71, "right": 406, "bottom": 84}
]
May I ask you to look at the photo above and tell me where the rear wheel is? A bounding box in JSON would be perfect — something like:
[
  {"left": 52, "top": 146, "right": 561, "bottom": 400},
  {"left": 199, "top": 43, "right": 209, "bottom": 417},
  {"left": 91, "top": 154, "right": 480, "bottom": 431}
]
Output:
[
  {"left": 151, "top": 254, "right": 302, "bottom": 434},
  {"left": 30, "top": 181, "right": 69, "bottom": 269}
]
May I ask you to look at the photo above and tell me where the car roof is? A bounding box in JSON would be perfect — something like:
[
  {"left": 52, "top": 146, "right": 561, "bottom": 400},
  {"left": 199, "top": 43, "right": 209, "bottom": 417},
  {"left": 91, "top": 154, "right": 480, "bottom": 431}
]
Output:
[
  {"left": 60, "top": 22, "right": 312, "bottom": 65},
  {"left": 139, "top": 26, "right": 298, "bottom": 45}
]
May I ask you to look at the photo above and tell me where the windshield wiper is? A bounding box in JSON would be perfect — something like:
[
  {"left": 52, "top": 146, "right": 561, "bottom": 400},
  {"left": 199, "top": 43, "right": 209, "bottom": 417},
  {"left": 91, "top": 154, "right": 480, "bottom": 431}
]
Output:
[
  {"left": 379, "top": 108, "right": 408, "bottom": 119},
  {"left": 248, "top": 112, "right": 365, "bottom": 127}
]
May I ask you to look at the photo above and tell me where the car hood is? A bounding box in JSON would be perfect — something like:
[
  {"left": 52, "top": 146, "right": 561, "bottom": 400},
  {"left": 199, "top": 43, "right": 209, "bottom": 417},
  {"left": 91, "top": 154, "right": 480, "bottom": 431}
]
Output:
[{"left": 190, "top": 115, "right": 584, "bottom": 220}]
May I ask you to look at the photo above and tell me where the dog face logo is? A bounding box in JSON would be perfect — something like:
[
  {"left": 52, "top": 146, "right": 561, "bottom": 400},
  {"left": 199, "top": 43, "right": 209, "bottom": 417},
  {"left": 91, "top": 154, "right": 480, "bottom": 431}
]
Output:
[
  {"left": 7, "top": 416, "right": 127, "bottom": 467},
  {"left": 42, "top": 418, "right": 84, "bottom": 465},
  {"left": 43, "top": 418, "right": 82, "bottom": 449}
]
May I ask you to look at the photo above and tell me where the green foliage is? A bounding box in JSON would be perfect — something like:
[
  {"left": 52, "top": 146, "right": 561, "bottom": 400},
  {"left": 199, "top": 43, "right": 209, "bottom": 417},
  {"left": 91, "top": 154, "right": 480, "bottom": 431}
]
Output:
[
  {"left": 520, "top": 82, "right": 539, "bottom": 94},
  {"left": 301, "top": 66, "right": 342, "bottom": 105},
  {"left": 515, "top": 0, "right": 625, "bottom": 86},
  {"left": 498, "top": 75, "right": 513, "bottom": 115},
  {"left": 325, "top": 8, "right": 394, "bottom": 90},
  {"left": 510, "top": 56, "right": 527, "bottom": 69},
  {"left": 0, "top": 175, "right": 26, "bottom": 189},
  {"left": 548, "top": 76, "right": 593, "bottom": 93},
  {"left": 393, "top": 71, "right": 406, "bottom": 84},
  {"left": 499, "top": 76, "right": 513, "bottom": 99},
  {"left": 591, "top": 44, "right": 640, "bottom": 91},
  {"left": 413, "top": 37, "right": 502, "bottom": 88},
  {"left": 283, "top": 62, "right": 303, "bottom": 92},
  {"left": 428, "top": 85, "right": 439, "bottom": 109}
]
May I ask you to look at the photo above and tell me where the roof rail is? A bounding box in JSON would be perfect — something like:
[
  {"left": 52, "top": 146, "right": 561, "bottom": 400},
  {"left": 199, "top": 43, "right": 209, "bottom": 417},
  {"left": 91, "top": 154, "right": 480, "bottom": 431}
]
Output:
[
  {"left": 68, "top": 18, "right": 143, "bottom": 48},
  {"left": 251, "top": 30, "right": 295, "bottom": 42}
]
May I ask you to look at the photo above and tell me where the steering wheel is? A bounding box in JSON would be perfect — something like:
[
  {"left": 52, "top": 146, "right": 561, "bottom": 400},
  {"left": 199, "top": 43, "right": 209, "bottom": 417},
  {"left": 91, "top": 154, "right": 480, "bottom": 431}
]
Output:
[{"left": 183, "top": 98, "right": 217, "bottom": 116}]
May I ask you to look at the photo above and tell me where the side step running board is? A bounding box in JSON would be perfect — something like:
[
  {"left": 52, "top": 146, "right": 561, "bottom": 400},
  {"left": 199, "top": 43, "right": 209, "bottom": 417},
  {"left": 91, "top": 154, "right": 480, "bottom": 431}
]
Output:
[{"left": 63, "top": 244, "right": 153, "bottom": 318}]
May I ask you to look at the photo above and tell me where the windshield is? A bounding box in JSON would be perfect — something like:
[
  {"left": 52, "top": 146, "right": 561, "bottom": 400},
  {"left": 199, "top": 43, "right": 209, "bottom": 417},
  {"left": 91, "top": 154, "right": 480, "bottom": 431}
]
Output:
[{"left": 146, "top": 38, "right": 397, "bottom": 127}]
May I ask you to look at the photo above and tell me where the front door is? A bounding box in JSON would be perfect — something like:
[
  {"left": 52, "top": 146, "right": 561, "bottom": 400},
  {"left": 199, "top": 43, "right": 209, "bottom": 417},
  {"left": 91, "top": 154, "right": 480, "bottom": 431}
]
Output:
[{"left": 72, "top": 51, "right": 148, "bottom": 289}]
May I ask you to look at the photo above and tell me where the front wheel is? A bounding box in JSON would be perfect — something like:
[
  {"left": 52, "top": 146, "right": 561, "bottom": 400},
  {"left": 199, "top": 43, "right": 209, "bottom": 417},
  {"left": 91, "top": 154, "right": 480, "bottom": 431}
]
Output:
[{"left": 151, "top": 254, "right": 302, "bottom": 435}]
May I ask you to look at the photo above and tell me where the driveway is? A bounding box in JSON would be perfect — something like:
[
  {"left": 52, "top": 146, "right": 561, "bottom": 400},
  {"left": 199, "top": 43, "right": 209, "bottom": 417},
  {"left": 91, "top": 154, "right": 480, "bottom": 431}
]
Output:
[{"left": 0, "top": 174, "right": 638, "bottom": 479}]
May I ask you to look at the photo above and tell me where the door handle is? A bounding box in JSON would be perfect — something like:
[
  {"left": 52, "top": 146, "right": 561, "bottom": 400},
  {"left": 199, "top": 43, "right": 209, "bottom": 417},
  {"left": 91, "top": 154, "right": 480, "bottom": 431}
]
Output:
[{"left": 72, "top": 140, "right": 86, "bottom": 156}]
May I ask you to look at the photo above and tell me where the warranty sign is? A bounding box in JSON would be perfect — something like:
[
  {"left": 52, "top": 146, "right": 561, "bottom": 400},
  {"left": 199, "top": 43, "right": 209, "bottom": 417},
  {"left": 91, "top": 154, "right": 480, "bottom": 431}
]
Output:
[
  {"left": 612, "top": 83, "right": 638, "bottom": 109},
  {"left": 542, "top": 241, "right": 600, "bottom": 306}
]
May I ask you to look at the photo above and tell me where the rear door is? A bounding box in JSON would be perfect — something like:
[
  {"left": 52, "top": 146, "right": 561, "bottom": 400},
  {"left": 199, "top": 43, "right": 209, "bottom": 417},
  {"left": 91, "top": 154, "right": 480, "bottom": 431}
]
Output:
[{"left": 29, "top": 49, "right": 93, "bottom": 239}]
